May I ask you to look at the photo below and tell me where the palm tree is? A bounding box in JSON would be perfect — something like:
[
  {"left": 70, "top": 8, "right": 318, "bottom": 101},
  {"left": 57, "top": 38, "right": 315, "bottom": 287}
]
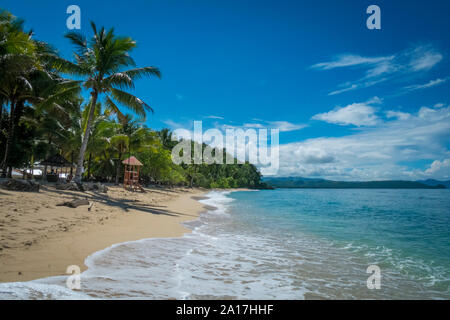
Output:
[
  {"left": 0, "top": 10, "right": 35, "bottom": 176},
  {"left": 0, "top": 10, "right": 35, "bottom": 80},
  {"left": 85, "top": 111, "right": 118, "bottom": 181},
  {"left": 158, "top": 128, "right": 177, "bottom": 149},
  {"left": 0, "top": 10, "right": 80, "bottom": 177},
  {"left": 0, "top": 12, "right": 32, "bottom": 97},
  {"left": 63, "top": 22, "right": 161, "bottom": 183}
]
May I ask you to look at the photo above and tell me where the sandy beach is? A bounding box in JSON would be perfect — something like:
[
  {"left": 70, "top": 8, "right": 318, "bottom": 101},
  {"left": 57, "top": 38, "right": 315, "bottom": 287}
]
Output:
[{"left": 0, "top": 184, "right": 207, "bottom": 283}]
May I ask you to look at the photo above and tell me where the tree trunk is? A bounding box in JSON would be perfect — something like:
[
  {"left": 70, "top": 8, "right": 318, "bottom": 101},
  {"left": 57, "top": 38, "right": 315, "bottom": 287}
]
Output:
[
  {"left": 74, "top": 92, "right": 98, "bottom": 183},
  {"left": 1, "top": 101, "right": 16, "bottom": 177},
  {"left": 30, "top": 155, "right": 34, "bottom": 180},
  {"left": 70, "top": 151, "right": 74, "bottom": 176},
  {"left": 43, "top": 135, "right": 52, "bottom": 180},
  {"left": 115, "top": 151, "right": 122, "bottom": 185},
  {"left": 87, "top": 152, "right": 92, "bottom": 181},
  {"left": 0, "top": 104, "right": 3, "bottom": 130},
  {"left": 43, "top": 165, "right": 48, "bottom": 179},
  {"left": 11, "top": 101, "right": 24, "bottom": 176}
]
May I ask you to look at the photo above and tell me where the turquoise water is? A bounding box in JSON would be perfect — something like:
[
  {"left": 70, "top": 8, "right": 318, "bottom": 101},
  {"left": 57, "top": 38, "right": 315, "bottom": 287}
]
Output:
[
  {"left": 228, "top": 189, "right": 450, "bottom": 298},
  {"left": 1, "top": 189, "right": 449, "bottom": 299}
]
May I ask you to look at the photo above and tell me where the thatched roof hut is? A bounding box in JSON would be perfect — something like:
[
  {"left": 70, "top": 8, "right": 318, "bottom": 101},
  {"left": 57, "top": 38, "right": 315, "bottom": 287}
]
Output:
[
  {"left": 122, "top": 156, "right": 143, "bottom": 166},
  {"left": 40, "top": 154, "right": 73, "bottom": 167}
]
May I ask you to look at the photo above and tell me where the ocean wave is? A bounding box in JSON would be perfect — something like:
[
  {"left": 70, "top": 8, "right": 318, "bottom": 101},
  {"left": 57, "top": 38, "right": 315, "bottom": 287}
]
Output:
[
  {"left": 1, "top": 189, "right": 449, "bottom": 299},
  {"left": 0, "top": 281, "right": 91, "bottom": 300}
]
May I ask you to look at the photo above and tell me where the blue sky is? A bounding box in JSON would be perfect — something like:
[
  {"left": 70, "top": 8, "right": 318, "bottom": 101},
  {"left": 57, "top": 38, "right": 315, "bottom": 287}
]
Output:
[{"left": 3, "top": 0, "right": 450, "bottom": 180}]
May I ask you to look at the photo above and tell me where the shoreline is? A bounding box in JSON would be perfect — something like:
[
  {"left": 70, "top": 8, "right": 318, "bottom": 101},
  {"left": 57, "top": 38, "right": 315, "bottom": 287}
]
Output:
[{"left": 0, "top": 185, "right": 209, "bottom": 283}]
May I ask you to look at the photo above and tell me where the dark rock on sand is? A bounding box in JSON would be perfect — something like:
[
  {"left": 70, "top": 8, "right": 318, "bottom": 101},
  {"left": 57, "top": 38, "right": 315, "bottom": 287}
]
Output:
[
  {"left": 55, "top": 181, "right": 80, "bottom": 191},
  {"left": 56, "top": 181, "right": 108, "bottom": 193},
  {"left": 0, "top": 179, "right": 40, "bottom": 192},
  {"left": 83, "top": 182, "right": 108, "bottom": 193}
]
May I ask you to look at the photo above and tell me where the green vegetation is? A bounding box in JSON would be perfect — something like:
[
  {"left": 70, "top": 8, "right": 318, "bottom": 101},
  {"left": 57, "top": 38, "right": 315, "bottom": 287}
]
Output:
[
  {"left": 263, "top": 177, "right": 447, "bottom": 189},
  {"left": 0, "top": 9, "right": 267, "bottom": 189}
]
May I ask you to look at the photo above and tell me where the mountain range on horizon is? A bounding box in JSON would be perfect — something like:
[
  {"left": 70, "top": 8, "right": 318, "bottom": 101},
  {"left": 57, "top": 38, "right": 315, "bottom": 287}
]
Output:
[{"left": 262, "top": 177, "right": 450, "bottom": 189}]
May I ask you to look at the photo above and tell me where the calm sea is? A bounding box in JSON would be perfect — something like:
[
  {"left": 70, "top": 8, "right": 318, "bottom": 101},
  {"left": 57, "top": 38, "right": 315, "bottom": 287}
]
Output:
[{"left": 1, "top": 189, "right": 449, "bottom": 299}]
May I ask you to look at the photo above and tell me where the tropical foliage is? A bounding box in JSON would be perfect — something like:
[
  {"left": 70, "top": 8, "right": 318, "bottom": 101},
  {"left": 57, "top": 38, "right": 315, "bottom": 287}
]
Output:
[{"left": 0, "top": 9, "right": 267, "bottom": 189}]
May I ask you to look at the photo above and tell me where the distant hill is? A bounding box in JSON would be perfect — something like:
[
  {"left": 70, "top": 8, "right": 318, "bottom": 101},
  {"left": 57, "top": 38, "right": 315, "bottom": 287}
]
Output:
[
  {"left": 417, "top": 179, "right": 450, "bottom": 188},
  {"left": 262, "top": 177, "right": 447, "bottom": 189}
]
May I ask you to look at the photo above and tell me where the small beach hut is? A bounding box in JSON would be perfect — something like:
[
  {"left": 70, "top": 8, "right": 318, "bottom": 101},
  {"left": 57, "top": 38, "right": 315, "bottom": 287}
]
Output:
[
  {"left": 40, "top": 154, "right": 74, "bottom": 182},
  {"left": 122, "top": 156, "right": 144, "bottom": 192}
]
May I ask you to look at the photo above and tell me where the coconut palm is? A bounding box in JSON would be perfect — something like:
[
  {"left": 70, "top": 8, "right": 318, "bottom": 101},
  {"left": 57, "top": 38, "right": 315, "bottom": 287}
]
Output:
[
  {"left": 158, "top": 128, "right": 177, "bottom": 149},
  {"left": 0, "top": 10, "right": 35, "bottom": 176},
  {"left": 84, "top": 109, "right": 118, "bottom": 181},
  {"left": 62, "top": 22, "right": 161, "bottom": 183},
  {"left": 0, "top": 9, "right": 80, "bottom": 176}
]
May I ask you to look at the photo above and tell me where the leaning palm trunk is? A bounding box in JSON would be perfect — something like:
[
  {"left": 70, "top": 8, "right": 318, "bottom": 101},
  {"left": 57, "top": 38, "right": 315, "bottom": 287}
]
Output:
[
  {"left": 115, "top": 151, "right": 122, "bottom": 185},
  {"left": 1, "top": 101, "right": 16, "bottom": 178},
  {"left": 87, "top": 153, "right": 92, "bottom": 181},
  {"left": 70, "top": 152, "right": 74, "bottom": 176},
  {"left": 74, "top": 92, "right": 98, "bottom": 183}
]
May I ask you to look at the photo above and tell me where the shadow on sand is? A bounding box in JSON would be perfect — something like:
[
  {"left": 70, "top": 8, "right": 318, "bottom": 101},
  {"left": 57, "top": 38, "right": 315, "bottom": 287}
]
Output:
[{"left": 42, "top": 185, "right": 201, "bottom": 218}]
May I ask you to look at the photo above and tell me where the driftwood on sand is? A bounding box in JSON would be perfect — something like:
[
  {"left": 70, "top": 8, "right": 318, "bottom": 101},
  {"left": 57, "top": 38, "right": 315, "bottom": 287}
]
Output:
[{"left": 56, "top": 199, "right": 90, "bottom": 208}]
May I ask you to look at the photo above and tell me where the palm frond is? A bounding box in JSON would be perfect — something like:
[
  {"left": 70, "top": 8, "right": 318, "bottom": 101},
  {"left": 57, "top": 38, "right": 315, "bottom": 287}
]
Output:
[
  {"left": 112, "top": 66, "right": 161, "bottom": 85},
  {"left": 110, "top": 87, "right": 153, "bottom": 116},
  {"left": 104, "top": 94, "right": 127, "bottom": 123},
  {"left": 35, "top": 83, "right": 81, "bottom": 114},
  {"left": 103, "top": 72, "right": 133, "bottom": 89},
  {"left": 64, "top": 31, "right": 87, "bottom": 54}
]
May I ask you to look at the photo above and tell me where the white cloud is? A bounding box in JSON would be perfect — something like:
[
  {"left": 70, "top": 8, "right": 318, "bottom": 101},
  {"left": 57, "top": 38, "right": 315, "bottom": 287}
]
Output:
[
  {"left": 386, "top": 110, "right": 411, "bottom": 121},
  {"left": 393, "top": 77, "right": 449, "bottom": 99},
  {"left": 204, "top": 115, "right": 224, "bottom": 119},
  {"left": 424, "top": 159, "right": 450, "bottom": 179},
  {"left": 418, "top": 106, "right": 438, "bottom": 118},
  {"left": 328, "top": 84, "right": 358, "bottom": 96},
  {"left": 267, "top": 121, "right": 307, "bottom": 132},
  {"left": 243, "top": 123, "right": 265, "bottom": 129},
  {"left": 292, "top": 147, "right": 335, "bottom": 164},
  {"left": 312, "top": 98, "right": 381, "bottom": 126},
  {"left": 366, "top": 96, "right": 383, "bottom": 104},
  {"left": 405, "top": 78, "right": 447, "bottom": 91},
  {"left": 311, "top": 44, "right": 444, "bottom": 95},
  {"left": 163, "top": 108, "right": 450, "bottom": 180},
  {"left": 365, "top": 60, "right": 397, "bottom": 78},
  {"left": 272, "top": 106, "right": 450, "bottom": 180},
  {"left": 237, "top": 121, "right": 306, "bottom": 132},
  {"left": 404, "top": 78, "right": 447, "bottom": 92},
  {"left": 162, "top": 119, "right": 186, "bottom": 129},
  {"left": 408, "top": 46, "right": 443, "bottom": 71},
  {"left": 311, "top": 55, "right": 393, "bottom": 70}
]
